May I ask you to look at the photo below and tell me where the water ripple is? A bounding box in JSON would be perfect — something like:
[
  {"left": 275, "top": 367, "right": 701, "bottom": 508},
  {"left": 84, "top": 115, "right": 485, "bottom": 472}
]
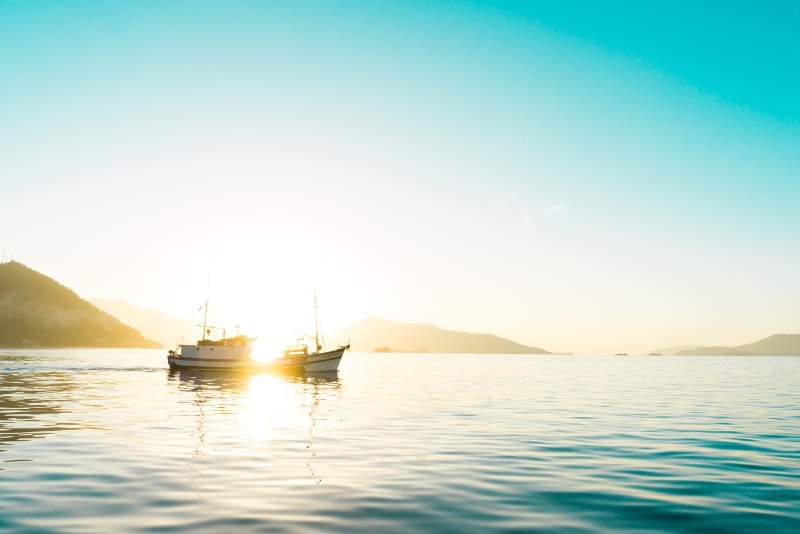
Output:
[{"left": 1, "top": 350, "right": 799, "bottom": 532}]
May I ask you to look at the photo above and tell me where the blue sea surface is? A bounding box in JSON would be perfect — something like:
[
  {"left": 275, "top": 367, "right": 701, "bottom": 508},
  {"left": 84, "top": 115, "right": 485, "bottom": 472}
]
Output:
[{"left": 1, "top": 350, "right": 799, "bottom": 532}]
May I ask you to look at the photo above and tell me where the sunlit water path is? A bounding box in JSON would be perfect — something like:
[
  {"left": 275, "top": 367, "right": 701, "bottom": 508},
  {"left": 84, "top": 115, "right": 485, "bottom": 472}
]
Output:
[{"left": 2, "top": 350, "right": 799, "bottom": 532}]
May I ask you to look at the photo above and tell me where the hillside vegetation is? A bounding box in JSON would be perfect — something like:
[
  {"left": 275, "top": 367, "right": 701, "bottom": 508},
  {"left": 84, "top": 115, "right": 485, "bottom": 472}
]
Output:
[{"left": 0, "top": 261, "right": 159, "bottom": 348}]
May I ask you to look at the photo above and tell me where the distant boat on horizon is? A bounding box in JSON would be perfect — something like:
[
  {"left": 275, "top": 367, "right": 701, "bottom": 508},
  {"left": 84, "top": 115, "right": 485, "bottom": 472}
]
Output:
[{"left": 167, "top": 292, "right": 349, "bottom": 372}]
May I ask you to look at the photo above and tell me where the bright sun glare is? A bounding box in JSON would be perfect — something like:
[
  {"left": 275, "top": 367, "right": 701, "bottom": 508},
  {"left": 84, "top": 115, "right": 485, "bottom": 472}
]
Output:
[{"left": 188, "top": 242, "right": 354, "bottom": 359}]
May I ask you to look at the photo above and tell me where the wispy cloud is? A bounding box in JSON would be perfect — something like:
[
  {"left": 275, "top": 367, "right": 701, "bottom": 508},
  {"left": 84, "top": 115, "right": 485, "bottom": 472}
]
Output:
[
  {"left": 489, "top": 190, "right": 534, "bottom": 226},
  {"left": 489, "top": 192, "right": 569, "bottom": 224},
  {"left": 544, "top": 202, "right": 569, "bottom": 215}
]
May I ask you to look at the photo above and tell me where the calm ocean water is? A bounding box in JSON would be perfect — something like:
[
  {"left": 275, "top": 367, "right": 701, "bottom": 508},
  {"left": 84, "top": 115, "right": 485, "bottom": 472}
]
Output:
[{"left": 1, "top": 349, "right": 799, "bottom": 533}]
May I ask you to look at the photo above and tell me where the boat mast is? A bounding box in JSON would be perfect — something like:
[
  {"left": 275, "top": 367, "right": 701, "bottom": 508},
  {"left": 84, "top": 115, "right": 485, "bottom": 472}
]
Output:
[
  {"left": 202, "top": 301, "right": 208, "bottom": 341},
  {"left": 314, "top": 290, "right": 321, "bottom": 351}
]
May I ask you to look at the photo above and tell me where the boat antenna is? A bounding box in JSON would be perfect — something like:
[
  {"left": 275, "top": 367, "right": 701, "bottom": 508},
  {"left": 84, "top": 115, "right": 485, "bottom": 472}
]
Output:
[
  {"left": 291, "top": 326, "right": 316, "bottom": 341},
  {"left": 204, "top": 256, "right": 213, "bottom": 342}
]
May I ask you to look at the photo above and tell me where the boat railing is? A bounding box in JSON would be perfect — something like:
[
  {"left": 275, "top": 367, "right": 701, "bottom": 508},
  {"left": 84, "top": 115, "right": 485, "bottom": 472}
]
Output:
[
  {"left": 283, "top": 338, "right": 310, "bottom": 357},
  {"left": 198, "top": 339, "right": 227, "bottom": 346}
]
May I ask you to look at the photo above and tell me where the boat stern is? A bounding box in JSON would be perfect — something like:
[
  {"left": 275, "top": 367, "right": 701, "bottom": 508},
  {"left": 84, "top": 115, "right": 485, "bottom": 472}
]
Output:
[{"left": 303, "top": 345, "right": 349, "bottom": 372}]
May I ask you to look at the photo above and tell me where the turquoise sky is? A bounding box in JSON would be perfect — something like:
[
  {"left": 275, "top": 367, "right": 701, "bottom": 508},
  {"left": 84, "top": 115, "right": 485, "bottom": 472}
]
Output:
[{"left": 1, "top": 1, "right": 798, "bottom": 353}]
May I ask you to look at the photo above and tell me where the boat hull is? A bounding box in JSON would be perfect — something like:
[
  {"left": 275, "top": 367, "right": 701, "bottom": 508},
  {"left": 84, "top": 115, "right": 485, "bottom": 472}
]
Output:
[{"left": 167, "top": 345, "right": 348, "bottom": 373}]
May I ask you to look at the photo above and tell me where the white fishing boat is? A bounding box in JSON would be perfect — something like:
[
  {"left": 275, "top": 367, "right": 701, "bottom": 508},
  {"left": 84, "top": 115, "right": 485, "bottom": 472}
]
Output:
[{"left": 167, "top": 293, "right": 349, "bottom": 372}]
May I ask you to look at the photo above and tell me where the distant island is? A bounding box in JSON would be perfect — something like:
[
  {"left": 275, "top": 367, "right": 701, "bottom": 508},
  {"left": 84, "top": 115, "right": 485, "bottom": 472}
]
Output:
[
  {"left": 671, "top": 334, "right": 800, "bottom": 356},
  {"left": 647, "top": 344, "right": 704, "bottom": 356},
  {"left": 0, "top": 261, "right": 159, "bottom": 348},
  {"left": 331, "top": 316, "right": 550, "bottom": 354}
]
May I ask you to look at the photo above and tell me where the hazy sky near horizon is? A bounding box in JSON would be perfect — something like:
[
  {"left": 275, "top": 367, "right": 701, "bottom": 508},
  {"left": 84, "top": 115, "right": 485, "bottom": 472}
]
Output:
[{"left": 2, "top": 1, "right": 799, "bottom": 354}]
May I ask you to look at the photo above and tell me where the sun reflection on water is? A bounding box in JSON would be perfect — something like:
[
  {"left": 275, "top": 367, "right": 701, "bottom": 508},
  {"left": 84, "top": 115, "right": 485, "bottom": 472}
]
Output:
[
  {"left": 166, "top": 368, "right": 343, "bottom": 474},
  {"left": 239, "top": 374, "right": 298, "bottom": 443}
]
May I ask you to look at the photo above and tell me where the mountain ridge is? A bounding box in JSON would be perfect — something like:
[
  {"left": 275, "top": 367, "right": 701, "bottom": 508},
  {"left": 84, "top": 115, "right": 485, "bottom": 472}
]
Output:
[
  {"left": 3, "top": 260, "right": 795, "bottom": 355},
  {"left": 90, "top": 299, "right": 196, "bottom": 349},
  {"left": 675, "top": 334, "right": 800, "bottom": 356},
  {"left": 331, "top": 316, "right": 550, "bottom": 354}
]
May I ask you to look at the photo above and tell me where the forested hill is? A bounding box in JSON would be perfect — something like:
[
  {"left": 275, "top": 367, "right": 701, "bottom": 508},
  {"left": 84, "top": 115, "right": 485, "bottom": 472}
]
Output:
[{"left": 0, "top": 261, "right": 159, "bottom": 348}]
